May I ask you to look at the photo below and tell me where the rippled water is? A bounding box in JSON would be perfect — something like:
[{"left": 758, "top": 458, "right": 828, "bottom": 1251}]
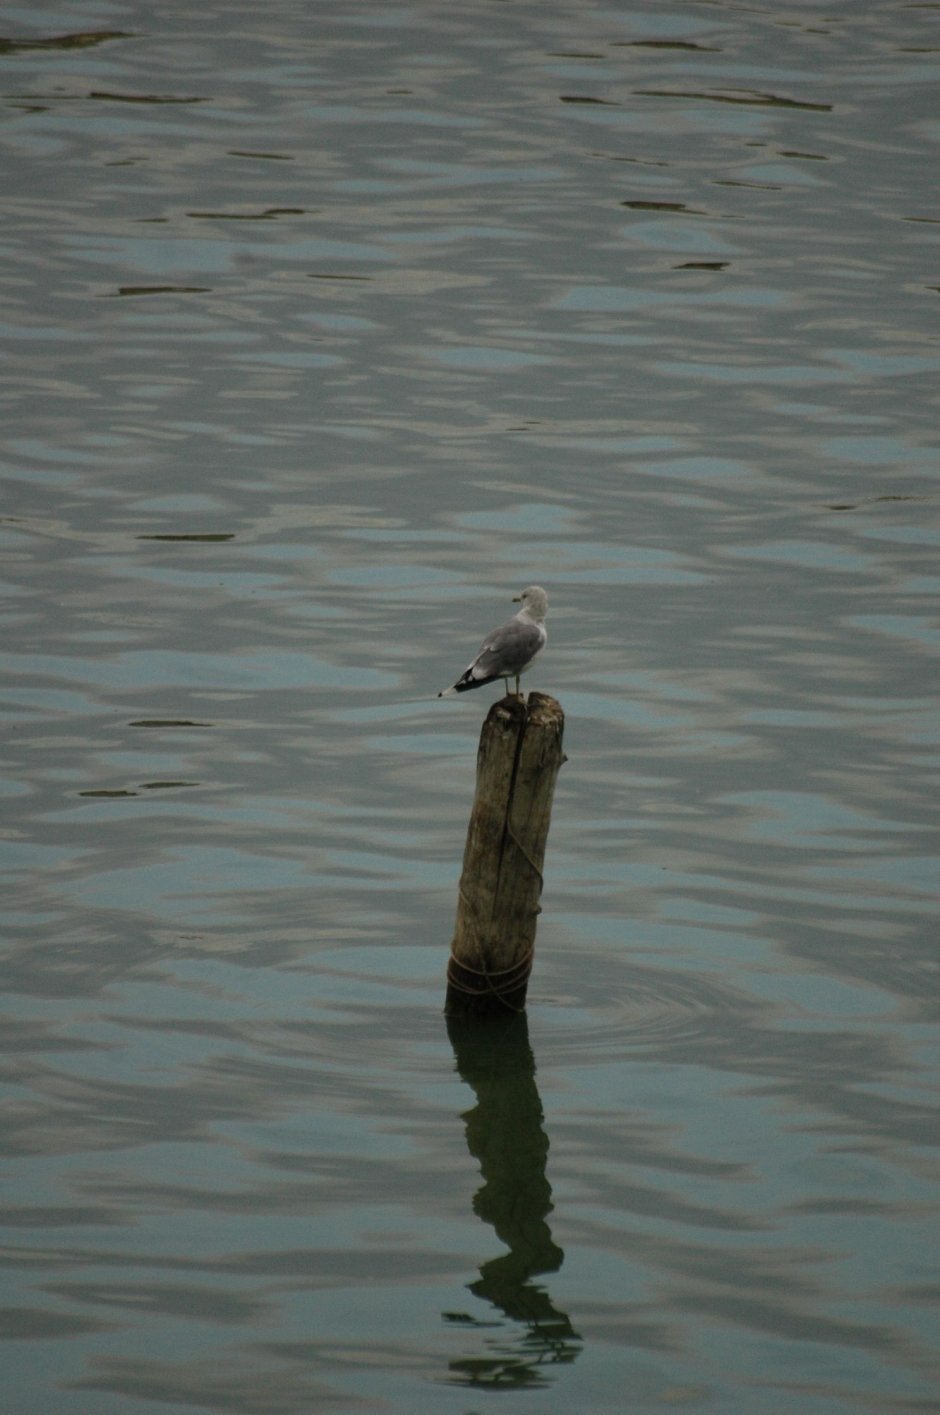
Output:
[{"left": 2, "top": 2, "right": 939, "bottom": 1412}]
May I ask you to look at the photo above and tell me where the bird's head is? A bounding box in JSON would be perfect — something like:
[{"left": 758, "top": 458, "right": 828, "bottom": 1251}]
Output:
[{"left": 512, "top": 585, "right": 548, "bottom": 618}]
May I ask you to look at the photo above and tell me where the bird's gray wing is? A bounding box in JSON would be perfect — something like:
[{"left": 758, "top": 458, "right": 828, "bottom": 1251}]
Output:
[{"left": 471, "top": 617, "right": 543, "bottom": 678}]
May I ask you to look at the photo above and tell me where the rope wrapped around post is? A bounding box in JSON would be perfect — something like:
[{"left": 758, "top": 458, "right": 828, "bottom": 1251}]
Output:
[{"left": 446, "top": 948, "right": 535, "bottom": 1014}]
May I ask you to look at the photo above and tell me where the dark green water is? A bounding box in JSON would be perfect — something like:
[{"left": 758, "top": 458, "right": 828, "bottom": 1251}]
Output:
[{"left": 2, "top": 2, "right": 938, "bottom": 1411}]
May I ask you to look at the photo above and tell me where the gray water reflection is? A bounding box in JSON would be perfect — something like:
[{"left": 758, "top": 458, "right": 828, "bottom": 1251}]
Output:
[
  {"left": 2, "top": 0, "right": 939, "bottom": 1411},
  {"left": 446, "top": 1014, "right": 581, "bottom": 1389}
]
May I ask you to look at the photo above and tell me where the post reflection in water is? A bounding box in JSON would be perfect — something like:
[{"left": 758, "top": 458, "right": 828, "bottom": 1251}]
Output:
[{"left": 445, "top": 1013, "right": 581, "bottom": 1389}]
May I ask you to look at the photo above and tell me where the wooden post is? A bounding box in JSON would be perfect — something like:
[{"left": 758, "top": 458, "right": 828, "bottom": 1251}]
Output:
[{"left": 445, "top": 691, "right": 565, "bottom": 1017}]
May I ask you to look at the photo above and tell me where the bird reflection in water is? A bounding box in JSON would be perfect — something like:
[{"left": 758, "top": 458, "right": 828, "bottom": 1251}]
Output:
[{"left": 444, "top": 1011, "right": 581, "bottom": 1388}]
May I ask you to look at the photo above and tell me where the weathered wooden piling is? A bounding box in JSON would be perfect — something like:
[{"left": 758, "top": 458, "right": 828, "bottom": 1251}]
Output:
[{"left": 445, "top": 691, "right": 565, "bottom": 1017}]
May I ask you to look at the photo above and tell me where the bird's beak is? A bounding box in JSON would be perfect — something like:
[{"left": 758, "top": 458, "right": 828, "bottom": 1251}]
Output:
[{"left": 512, "top": 594, "right": 521, "bottom": 602}]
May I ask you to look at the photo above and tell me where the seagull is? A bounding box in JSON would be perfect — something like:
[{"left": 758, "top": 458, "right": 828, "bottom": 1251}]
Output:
[{"left": 438, "top": 586, "right": 548, "bottom": 699}]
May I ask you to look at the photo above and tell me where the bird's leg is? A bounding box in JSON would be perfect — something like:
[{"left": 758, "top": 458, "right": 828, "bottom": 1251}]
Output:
[{"left": 515, "top": 673, "right": 522, "bottom": 698}]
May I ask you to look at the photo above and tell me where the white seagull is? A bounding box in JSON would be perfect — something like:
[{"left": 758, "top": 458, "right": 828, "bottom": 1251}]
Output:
[{"left": 438, "top": 586, "right": 549, "bottom": 699}]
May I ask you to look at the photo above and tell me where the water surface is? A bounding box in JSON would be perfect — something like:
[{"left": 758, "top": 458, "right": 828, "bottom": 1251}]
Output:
[{"left": 2, "top": 2, "right": 939, "bottom": 1412}]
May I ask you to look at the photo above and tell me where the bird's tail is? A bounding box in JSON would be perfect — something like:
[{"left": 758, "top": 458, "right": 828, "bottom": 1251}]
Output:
[{"left": 438, "top": 673, "right": 502, "bottom": 697}]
